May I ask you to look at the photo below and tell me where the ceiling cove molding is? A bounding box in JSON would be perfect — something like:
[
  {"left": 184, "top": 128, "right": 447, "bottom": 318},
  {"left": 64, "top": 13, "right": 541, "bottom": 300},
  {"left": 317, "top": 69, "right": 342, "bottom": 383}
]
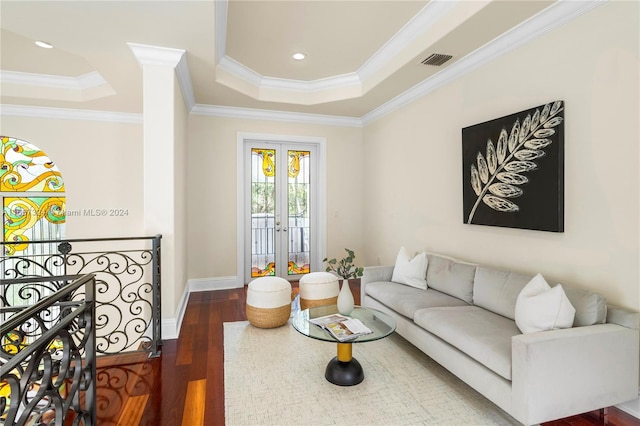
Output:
[
  {"left": 191, "top": 104, "right": 362, "bottom": 128},
  {"left": 128, "top": 42, "right": 195, "bottom": 111},
  {"left": 212, "top": 0, "right": 457, "bottom": 104},
  {"left": 0, "top": 70, "right": 109, "bottom": 90},
  {"left": 358, "top": 0, "right": 458, "bottom": 82},
  {"left": 215, "top": 0, "right": 228, "bottom": 63},
  {"left": 362, "top": 0, "right": 607, "bottom": 125},
  {"left": 176, "top": 54, "right": 195, "bottom": 111},
  {"left": 1, "top": 104, "right": 142, "bottom": 124}
]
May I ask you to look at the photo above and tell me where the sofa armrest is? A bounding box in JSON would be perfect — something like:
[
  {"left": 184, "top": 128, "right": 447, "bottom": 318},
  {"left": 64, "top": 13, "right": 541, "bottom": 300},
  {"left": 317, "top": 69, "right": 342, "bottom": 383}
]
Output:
[
  {"left": 511, "top": 324, "right": 639, "bottom": 425},
  {"left": 361, "top": 265, "right": 394, "bottom": 302}
]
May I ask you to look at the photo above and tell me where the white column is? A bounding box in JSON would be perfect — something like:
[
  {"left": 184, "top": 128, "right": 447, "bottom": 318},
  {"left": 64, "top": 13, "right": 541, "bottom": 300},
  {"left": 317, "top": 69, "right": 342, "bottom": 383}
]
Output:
[{"left": 128, "top": 43, "right": 189, "bottom": 327}]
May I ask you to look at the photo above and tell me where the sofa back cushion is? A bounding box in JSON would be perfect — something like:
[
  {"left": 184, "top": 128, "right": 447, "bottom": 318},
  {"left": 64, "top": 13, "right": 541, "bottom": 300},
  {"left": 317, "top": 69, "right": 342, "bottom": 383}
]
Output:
[
  {"left": 473, "top": 266, "right": 533, "bottom": 320},
  {"left": 563, "top": 286, "right": 607, "bottom": 326},
  {"left": 474, "top": 266, "right": 608, "bottom": 325},
  {"left": 426, "top": 254, "right": 476, "bottom": 304}
]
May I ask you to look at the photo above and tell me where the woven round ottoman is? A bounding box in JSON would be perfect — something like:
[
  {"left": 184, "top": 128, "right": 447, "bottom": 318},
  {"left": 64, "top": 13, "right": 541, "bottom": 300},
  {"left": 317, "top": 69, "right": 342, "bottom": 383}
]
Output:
[
  {"left": 299, "top": 272, "right": 340, "bottom": 310},
  {"left": 246, "top": 276, "right": 292, "bottom": 328}
]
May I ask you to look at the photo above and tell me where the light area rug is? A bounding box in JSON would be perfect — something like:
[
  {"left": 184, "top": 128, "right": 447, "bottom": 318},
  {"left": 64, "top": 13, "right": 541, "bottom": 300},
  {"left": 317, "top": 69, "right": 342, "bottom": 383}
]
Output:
[{"left": 224, "top": 321, "right": 519, "bottom": 426}]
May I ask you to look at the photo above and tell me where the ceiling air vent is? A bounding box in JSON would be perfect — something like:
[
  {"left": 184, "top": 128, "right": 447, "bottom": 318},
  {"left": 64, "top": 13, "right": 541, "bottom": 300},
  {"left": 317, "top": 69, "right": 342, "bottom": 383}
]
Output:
[{"left": 421, "top": 53, "right": 453, "bottom": 67}]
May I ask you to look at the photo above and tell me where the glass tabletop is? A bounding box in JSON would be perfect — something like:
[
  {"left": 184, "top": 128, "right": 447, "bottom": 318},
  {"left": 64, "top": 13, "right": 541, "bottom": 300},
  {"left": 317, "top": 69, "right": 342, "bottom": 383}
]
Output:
[{"left": 291, "top": 305, "right": 396, "bottom": 343}]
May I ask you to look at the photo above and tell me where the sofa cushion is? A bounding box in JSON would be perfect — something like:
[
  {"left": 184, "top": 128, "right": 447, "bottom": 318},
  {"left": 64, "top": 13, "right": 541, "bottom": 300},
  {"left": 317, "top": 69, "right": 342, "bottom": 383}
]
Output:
[
  {"left": 515, "top": 274, "right": 576, "bottom": 334},
  {"left": 563, "top": 286, "right": 607, "bottom": 326},
  {"left": 426, "top": 255, "right": 476, "bottom": 304},
  {"left": 364, "top": 282, "right": 468, "bottom": 319},
  {"left": 414, "top": 306, "right": 520, "bottom": 380},
  {"left": 473, "top": 266, "right": 533, "bottom": 320},
  {"left": 391, "top": 247, "right": 428, "bottom": 289}
]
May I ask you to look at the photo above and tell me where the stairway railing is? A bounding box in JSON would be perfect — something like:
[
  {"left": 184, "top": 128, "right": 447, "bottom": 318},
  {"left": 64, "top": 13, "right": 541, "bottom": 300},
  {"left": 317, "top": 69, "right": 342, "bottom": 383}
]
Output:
[
  {"left": 1, "top": 235, "right": 162, "bottom": 357},
  {"left": 0, "top": 274, "right": 97, "bottom": 425}
]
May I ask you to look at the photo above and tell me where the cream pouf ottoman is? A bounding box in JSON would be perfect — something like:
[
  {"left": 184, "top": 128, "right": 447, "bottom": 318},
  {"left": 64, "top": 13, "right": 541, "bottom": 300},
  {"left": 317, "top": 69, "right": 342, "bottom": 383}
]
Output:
[
  {"left": 299, "top": 272, "right": 340, "bottom": 310},
  {"left": 246, "top": 276, "right": 292, "bottom": 328}
]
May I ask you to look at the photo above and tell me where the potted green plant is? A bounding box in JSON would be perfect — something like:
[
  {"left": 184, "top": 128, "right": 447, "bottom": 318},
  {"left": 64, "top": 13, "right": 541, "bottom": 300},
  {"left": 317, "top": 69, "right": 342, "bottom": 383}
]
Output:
[
  {"left": 323, "top": 248, "right": 363, "bottom": 315},
  {"left": 322, "top": 248, "right": 364, "bottom": 280}
]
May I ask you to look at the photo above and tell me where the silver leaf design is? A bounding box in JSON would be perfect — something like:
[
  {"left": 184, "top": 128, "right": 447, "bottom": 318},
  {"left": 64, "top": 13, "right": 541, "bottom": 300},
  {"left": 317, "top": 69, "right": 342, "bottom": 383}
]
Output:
[
  {"left": 477, "top": 152, "right": 489, "bottom": 184},
  {"left": 497, "top": 172, "right": 528, "bottom": 185},
  {"left": 544, "top": 117, "right": 563, "bottom": 128},
  {"left": 489, "top": 183, "right": 523, "bottom": 198},
  {"left": 534, "top": 128, "right": 555, "bottom": 138},
  {"left": 482, "top": 195, "right": 519, "bottom": 212},
  {"left": 525, "top": 139, "right": 552, "bottom": 150},
  {"left": 505, "top": 161, "right": 537, "bottom": 173},
  {"left": 508, "top": 120, "right": 520, "bottom": 153},
  {"left": 520, "top": 114, "right": 531, "bottom": 142},
  {"left": 470, "top": 165, "right": 482, "bottom": 196},
  {"left": 486, "top": 140, "right": 497, "bottom": 174},
  {"left": 532, "top": 109, "right": 541, "bottom": 126},
  {"left": 466, "top": 101, "right": 563, "bottom": 224},
  {"left": 496, "top": 129, "right": 508, "bottom": 164},
  {"left": 540, "top": 104, "right": 551, "bottom": 122},
  {"left": 514, "top": 149, "right": 545, "bottom": 161}
]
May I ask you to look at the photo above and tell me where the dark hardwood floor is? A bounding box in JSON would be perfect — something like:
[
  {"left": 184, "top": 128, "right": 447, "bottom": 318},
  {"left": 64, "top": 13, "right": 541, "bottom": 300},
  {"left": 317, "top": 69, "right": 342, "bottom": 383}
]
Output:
[{"left": 95, "top": 283, "right": 639, "bottom": 425}]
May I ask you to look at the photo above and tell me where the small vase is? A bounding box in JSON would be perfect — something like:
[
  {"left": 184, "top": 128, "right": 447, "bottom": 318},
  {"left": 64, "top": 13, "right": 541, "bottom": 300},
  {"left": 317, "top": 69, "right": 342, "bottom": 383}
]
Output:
[{"left": 337, "top": 279, "right": 355, "bottom": 316}]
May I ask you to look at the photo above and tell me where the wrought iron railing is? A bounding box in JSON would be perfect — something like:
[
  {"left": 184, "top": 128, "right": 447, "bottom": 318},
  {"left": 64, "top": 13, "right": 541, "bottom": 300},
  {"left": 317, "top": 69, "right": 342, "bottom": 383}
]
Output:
[
  {"left": 0, "top": 274, "right": 97, "bottom": 425},
  {"left": 0, "top": 235, "right": 162, "bottom": 357}
]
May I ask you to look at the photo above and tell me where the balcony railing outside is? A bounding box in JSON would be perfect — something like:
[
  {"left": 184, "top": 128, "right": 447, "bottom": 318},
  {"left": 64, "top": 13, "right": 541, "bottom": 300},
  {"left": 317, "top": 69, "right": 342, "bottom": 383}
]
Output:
[
  {"left": 1, "top": 235, "right": 162, "bottom": 358},
  {"left": 0, "top": 274, "right": 97, "bottom": 425}
]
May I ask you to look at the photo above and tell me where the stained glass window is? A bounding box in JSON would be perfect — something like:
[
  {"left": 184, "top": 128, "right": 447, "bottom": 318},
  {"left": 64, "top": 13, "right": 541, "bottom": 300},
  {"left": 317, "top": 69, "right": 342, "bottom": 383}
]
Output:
[
  {"left": 250, "top": 147, "right": 311, "bottom": 278},
  {"left": 287, "top": 150, "right": 310, "bottom": 275},
  {"left": 1, "top": 136, "right": 64, "bottom": 192},
  {"left": 3, "top": 197, "right": 66, "bottom": 255},
  {"left": 1, "top": 136, "right": 66, "bottom": 256},
  {"left": 251, "top": 148, "right": 276, "bottom": 277}
]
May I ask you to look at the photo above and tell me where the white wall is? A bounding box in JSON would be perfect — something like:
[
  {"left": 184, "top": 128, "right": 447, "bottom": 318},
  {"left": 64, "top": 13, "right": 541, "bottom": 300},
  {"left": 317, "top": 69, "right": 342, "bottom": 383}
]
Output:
[
  {"left": 362, "top": 1, "right": 639, "bottom": 310},
  {"left": 173, "top": 76, "right": 189, "bottom": 320},
  {"left": 0, "top": 116, "right": 144, "bottom": 238},
  {"left": 186, "top": 115, "right": 364, "bottom": 283}
]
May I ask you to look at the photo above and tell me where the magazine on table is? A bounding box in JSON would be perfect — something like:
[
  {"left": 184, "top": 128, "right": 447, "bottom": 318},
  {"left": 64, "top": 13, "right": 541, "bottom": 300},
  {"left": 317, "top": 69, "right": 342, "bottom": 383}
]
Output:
[{"left": 308, "top": 313, "right": 372, "bottom": 342}]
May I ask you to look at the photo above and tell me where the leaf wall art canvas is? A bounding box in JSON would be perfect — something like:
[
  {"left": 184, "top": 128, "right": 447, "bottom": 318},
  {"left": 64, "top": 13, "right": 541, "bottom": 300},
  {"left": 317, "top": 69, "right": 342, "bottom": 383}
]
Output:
[{"left": 462, "top": 101, "right": 564, "bottom": 232}]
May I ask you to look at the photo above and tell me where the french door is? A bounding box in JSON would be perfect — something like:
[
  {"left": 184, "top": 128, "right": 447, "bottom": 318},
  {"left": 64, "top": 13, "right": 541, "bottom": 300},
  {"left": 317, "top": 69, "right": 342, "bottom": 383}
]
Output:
[{"left": 245, "top": 141, "right": 318, "bottom": 281}]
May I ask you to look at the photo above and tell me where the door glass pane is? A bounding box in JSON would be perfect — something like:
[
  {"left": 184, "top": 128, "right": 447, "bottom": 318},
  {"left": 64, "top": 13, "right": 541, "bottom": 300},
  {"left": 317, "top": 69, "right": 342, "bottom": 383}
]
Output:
[
  {"left": 287, "top": 150, "right": 310, "bottom": 275},
  {"left": 251, "top": 149, "right": 276, "bottom": 277}
]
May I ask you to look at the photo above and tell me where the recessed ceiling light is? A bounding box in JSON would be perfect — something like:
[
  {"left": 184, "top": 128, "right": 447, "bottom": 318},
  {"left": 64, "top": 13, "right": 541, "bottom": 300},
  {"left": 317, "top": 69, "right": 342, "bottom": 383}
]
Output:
[
  {"left": 35, "top": 40, "right": 53, "bottom": 49},
  {"left": 292, "top": 52, "right": 306, "bottom": 61}
]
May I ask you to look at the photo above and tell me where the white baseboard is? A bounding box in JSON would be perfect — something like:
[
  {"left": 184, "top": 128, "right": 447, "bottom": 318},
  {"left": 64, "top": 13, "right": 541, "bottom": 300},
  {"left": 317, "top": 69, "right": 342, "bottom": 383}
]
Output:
[
  {"left": 161, "top": 276, "right": 243, "bottom": 341},
  {"left": 161, "top": 318, "right": 179, "bottom": 340},
  {"left": 616, "top": 390, "right": 640, "bottom": 419},
  {"left": 188, "top": 276, "right": 241, "bottom": 292}
]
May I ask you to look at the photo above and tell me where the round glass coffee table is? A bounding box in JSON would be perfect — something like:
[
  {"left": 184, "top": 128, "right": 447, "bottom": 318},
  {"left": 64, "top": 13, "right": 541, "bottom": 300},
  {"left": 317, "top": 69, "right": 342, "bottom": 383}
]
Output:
[{"left": 291, "top": 304, "right": 396, "bottom": 386}]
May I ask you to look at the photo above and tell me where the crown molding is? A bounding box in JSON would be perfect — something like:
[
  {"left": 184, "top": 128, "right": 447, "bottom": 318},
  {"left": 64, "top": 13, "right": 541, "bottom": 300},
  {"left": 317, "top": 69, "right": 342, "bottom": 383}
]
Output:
[
  {"left": 0, "top": 70, "right": 115, "bottom": 101},
  {"left": 362, "top": 0, "right": 607, "bottom": 125},
  {"left": 0, "top": 70, "right": 108, "bottom": 90},
  {"left": 191, "top": 104, "right": 362, "bottom": 128},
  {"left": 176, "top": 54, "right": 195, "bottom": 111},
  {"left": 127, "top": 42, "right": 185, "bottom": 67},
  {"left": 358, "top": 0, "right": 457, "bottom": 82},
  {"left": 215, "top": 0, "right": 228, "bottom": 64},
  {"left": 1, "top": 0, "right": 606, "bottom": 128},
  {"left": 212, "top": 0, "right": 459, "bottom": 104},
  {"left": 1, "top": 104, "right": 142, "bottom": 124},
  {"left": 128, "top": 42, "right": 195, "bottom": 111}
]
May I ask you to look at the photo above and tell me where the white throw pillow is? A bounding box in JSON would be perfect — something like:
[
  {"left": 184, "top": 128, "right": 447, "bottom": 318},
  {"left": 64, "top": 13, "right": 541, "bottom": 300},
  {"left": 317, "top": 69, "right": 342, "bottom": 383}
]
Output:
[
  {"left": 391, "top": 247, "right": 428, "bottom": 290},
  {"left": 515, "top": 273, "right": 576, "bottom": 334}
]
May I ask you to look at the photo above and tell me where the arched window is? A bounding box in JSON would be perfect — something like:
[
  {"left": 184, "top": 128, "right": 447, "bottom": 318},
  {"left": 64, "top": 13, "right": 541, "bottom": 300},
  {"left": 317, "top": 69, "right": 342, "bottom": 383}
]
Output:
[{"left": 1, "top": 136, "right": 66, "bottom": 256}]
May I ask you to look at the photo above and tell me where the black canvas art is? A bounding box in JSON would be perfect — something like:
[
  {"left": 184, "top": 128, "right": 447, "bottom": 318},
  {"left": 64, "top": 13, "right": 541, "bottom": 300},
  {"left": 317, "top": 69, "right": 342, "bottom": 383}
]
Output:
[{"left": 462, "top": 101, "right": 564, "bottom": 232}]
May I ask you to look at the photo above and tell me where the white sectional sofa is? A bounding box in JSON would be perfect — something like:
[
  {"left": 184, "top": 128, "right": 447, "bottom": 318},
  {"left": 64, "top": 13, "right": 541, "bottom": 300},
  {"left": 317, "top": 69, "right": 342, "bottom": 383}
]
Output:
[{"left": 361, "top": 253, "right": 639, "bottom": 425}]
